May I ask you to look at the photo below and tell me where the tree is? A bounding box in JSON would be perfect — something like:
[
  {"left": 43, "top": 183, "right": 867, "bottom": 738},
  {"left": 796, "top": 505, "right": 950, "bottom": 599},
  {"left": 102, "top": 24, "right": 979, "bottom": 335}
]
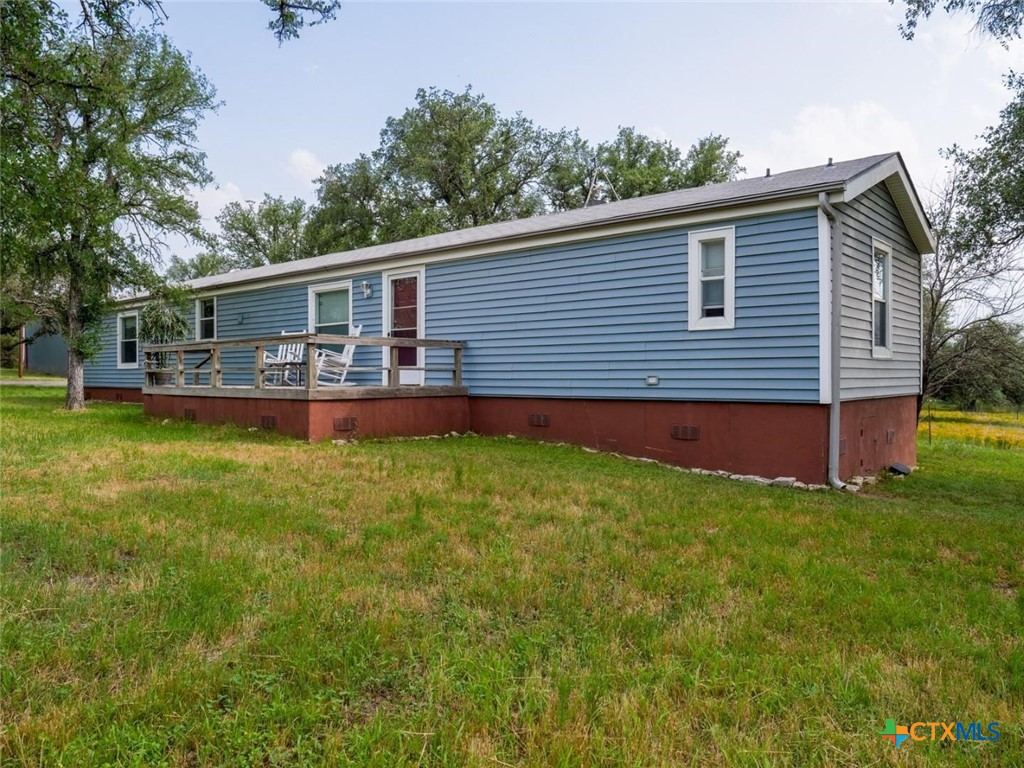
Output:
[
  {"left": 946, "top": 73, "right": 1024, "bottom": 256},
  {"left": 545, "top": 129, "right": 745, "bottom": 210},
  {"left": 307, "top": 88, "right": 746, "bottom": 253},
  {"left": 1, "top": 0, "right": 216, "bottom": 409},
  {"left": 217, "top": 195, "right": 310, "bottom": 268},
  {"left": 262, "top": 0, "right": 341, "bottom": 43},
  {"left": 920, "top": 165, "right": 1024, "bottom": 413},
  {"left": 164, "top": 251, "right": 234, "bottom": 281},
  {"left": 893, "top": 1, "right": 1024, "bottom": 44},
  {"left": 305, "top": 155, "right": 385, "bottom": 254},
  {"left": 307, "top": 87, "right": 563, "bottom": 251},
  {"left": 680, "top": 134, "right": 746, "bottom": 188},
  {"left": 930, "top": 319, "right": 1024, "bottom": 409}
]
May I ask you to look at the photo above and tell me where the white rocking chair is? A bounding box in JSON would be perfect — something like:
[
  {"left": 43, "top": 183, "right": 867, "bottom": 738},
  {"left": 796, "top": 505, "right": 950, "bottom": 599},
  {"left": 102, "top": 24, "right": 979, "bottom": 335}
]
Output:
[
  {"left": 264, "top": 332, "right": 305, "bottom": 386},
  {"left": 314, "top": 324, "right": 362, "bottom": 387}
]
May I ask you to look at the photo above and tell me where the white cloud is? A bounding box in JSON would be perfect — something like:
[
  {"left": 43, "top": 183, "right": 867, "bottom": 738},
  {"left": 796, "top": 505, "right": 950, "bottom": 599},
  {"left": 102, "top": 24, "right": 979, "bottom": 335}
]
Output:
[
  {"left": 741, "top": 101, "right": 940, "bottom": 191},
  {"left": 284, "top": 148, "right": 326, "bottom": 190},
  {"left": 190, "top": 181, "right": 245, "bottom": 223}
]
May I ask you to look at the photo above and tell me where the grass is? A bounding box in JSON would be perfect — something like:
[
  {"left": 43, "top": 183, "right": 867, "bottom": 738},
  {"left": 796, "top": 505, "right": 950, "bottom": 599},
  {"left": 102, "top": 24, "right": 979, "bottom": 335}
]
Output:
[
  {"left": 1, "top": 389, "right": 1021, "bottom": 766},
  {"left": 918, "top": 404, "right": 1024, "bottom": 450},
  {"left": 0, "top": 367, "right": 65, "bottom": 381}
]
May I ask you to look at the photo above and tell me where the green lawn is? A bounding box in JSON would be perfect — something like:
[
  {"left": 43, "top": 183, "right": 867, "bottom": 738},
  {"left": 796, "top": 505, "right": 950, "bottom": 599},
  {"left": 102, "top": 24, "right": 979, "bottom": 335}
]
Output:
[
  {"left": 0, "top": 367, "right": 65, "bottom": 381},
  {"left": 1, "top": 388, "right": 1021, "bottom": 766}
]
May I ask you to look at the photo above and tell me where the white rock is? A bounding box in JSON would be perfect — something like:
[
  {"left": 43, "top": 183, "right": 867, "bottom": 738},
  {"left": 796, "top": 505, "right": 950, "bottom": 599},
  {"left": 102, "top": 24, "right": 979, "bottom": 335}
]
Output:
[{"left": 771, "top": 477, "right": 797, "bottom": 487}]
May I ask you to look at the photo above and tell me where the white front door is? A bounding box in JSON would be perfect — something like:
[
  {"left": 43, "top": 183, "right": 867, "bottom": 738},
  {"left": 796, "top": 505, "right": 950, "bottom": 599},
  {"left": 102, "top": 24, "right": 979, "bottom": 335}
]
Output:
[{"left": 382, "top": 268, "right": 424, "bottom": 385}]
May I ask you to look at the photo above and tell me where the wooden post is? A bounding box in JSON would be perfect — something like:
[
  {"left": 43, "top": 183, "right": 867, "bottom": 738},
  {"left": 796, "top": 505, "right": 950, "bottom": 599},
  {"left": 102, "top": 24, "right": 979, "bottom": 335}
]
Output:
[
  {"left": 388, "top": 345, "right": 400, "bottom": 387},
  {"left": 212, "top": 346, "right": 222, "bottom": 388},
  {"left": 254, "top": 345, "right": 264, "bottom": 389},
  {"left": 176, "top": 350, "right": 185, "bottom": 388},
  {"left": 17, "top": 325, "right": 26, "bottom": 378},
  {"left": 306, "top": 342, "right": 316, "bottom": 392},
  {"left": 453, "top": 346, "right": 463, "bottom": 387}
]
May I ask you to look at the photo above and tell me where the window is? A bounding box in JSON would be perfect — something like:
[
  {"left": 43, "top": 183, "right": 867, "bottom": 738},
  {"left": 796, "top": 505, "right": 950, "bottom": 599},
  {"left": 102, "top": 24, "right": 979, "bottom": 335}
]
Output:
[
  {"left": 688, "top": 226, "right": 736, "bottom": 331},
  {"left": 196, "top": 297, "right": 216, "bottom": 340},
  {"left": 872, "top": 240, "right": 892, "bottom": 357},
  {"left": 117, "top": 312, "right": 138, "bottom": 368},
  {"left": 308, "top": 282, "right": 352, "bottom": 350}
]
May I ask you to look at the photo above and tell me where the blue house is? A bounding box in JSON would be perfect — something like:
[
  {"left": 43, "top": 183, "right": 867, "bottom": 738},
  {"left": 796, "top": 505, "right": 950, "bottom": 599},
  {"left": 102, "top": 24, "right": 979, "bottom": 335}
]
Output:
[{"left": 84, "top": 153, "right": 934, "bottom": 484}]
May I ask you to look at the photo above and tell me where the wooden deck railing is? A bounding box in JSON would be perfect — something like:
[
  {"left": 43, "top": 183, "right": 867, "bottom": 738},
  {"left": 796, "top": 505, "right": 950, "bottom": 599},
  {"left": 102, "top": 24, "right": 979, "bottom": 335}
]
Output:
[{"left": 142, "top": 333, "right": 465, "bottom": 392}]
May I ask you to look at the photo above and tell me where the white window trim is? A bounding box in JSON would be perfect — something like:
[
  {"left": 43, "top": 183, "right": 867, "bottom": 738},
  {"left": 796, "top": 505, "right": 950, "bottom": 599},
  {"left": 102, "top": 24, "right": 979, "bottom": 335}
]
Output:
[
  {"left": 382, "top": 266, "right": 426, "bottom": 386},
  {"left": 307, "top": 280, "right": 353, "bottom": 338},
  {"left": 116, "top": 310, "right": 139, "bottom": 369},
  {"left": 687, "top": 226, "right": 736, "bottom": 331},
  {"left": 871, "top": 238, "right": 893, "bottom": 359},
  {"left": 195, "top": 297, "right": 217, "bottom": 341}
]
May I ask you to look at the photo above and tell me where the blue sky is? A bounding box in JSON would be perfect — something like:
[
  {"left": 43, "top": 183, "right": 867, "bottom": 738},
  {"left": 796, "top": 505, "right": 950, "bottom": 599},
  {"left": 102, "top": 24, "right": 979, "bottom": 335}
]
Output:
[{"left": 153, "top": 1, "right": 1022, "bottom": 258}]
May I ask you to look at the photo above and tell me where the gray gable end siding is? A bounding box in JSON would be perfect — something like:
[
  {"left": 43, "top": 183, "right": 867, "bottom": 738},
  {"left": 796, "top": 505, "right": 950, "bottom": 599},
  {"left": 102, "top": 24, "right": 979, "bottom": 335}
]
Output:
[
  {"left": 84, "top": 274, "right": 383, "bottom": 388},
  {"left": 839, "top": 182, "right": 922, "bottom": 400},
  {"left": 425, "top": 207, "right": 822, "bottom": 402}
]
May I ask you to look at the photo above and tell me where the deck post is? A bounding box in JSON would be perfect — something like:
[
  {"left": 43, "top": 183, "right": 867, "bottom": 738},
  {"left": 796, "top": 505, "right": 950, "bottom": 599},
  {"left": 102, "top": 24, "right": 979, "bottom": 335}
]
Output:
[
  {"left": 453, "top": 346, "right": 463, "bottom": 387},
  {"left": 306, "top": 342, "right": 316, "bottom": 392},
  {"left": 388, "top": 346, "right": 400, "bottom": 387},
  {"left": 254, "top": 345, "right": 264, "bottom": 389},
  {"left": 212, "top": 346, "right": 222, "bottom": 388},
  {"left": 176, "top": 350, "right": 185, "bottom": 388}
]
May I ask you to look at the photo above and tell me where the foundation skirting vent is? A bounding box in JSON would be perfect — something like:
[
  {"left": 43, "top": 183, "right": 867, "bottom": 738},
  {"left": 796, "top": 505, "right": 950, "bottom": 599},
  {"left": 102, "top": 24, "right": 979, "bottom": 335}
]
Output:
[
  {"left": 670, "top": 424, "right": 700, "bottom": 441},
  {"left": 334, "top": 416, "right": 358, "bottom": 432},
  {"left": 528, "top": 413, "right": 550, "bottom": 427}
]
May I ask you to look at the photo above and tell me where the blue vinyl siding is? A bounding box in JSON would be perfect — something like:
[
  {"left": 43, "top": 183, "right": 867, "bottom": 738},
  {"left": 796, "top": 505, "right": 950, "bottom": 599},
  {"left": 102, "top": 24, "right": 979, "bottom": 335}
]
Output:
[
  {"left": 84, "top": 312, "right": 145, "bottom": 387},
  {"left": 87, "top": 208, "right": 821, "bottom": 401},
  {"left": 425, "top": 208, "right": 821, "bottom": 402},
  {"left": 84, "top": 273, "right": 382, "bottom": 387}
]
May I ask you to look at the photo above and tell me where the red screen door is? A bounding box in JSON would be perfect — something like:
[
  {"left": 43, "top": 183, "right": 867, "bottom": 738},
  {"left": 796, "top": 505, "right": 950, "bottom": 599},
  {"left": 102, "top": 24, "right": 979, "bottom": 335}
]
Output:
[{"left": 389, "top": 274, "right": 421, "bottom": 383}]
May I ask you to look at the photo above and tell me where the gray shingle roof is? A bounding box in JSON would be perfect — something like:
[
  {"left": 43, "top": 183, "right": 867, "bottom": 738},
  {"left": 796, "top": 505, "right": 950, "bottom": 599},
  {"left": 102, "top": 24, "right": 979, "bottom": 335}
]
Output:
[{"left": 184, "top": 153, "right": 909, "bottom": 292}]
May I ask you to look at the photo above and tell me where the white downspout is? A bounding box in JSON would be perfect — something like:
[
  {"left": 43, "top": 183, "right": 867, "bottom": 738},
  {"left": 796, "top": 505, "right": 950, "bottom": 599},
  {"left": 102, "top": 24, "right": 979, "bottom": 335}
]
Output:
[{"left": 818, "top": 193, "right": 847, "bottom": 490}]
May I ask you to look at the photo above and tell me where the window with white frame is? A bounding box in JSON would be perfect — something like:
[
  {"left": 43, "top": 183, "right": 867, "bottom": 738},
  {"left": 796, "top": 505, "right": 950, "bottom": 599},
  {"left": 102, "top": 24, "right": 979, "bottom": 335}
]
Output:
[
  {"left": 308, "top": 282, "right": 352, "bottom": 347},
  {"left": 196, "top": 297, "right": 216, "bottom": 340},
  {"left": 872, "top": 240, "right": 892, "bottom": 356},
  {"left": 117, "top": 312, "right": 139, "bottom": 368},
  {"left": 688, "top": 226, "right": 736, "bottom": 331}
]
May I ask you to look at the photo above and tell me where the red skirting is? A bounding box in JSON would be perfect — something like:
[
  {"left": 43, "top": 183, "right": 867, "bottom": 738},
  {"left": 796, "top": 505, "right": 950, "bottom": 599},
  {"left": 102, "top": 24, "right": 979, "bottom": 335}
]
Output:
[
  {"left": 143, "top": 393, "right": 470, "bottom": 442},
  {"left": 470, "top": 398, "right": 830, "bottom": 483},
  {"left": 839, "top": 395, "right": 918, "bottom": 478},
  {"left": 85, "top": 386, "right": 144, "bottom": 404},
  {"left": 137, "top": 389, "right": 917, "bottom": 483}
]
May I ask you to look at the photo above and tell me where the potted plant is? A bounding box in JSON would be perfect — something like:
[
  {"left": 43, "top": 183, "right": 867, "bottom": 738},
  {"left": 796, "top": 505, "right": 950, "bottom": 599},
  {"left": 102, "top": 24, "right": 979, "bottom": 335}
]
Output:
[{"left": 139, "top": 285, "right": 192, "bottom": 385}]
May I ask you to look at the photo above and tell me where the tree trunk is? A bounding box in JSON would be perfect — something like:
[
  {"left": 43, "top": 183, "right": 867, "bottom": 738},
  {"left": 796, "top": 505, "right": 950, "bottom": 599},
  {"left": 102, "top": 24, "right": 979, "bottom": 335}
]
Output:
[{"left": 65, "top": 286, "right": 86, "bottom": 410}]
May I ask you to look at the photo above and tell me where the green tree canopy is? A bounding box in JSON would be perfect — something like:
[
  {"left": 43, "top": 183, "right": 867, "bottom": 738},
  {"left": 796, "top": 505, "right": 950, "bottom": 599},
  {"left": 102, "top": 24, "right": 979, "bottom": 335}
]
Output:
[
  {"left": 1, "top": 0, "right": 216, "bottom": 408},
  {"left": 946, "top": 73, "right": 1024, "bottom": 255},
  {"left": 893, "top": 1, "right": 1023, "bottom": 44},
  {"left": 306, "top": 87, "right": 746, "bottom": 254},
  {"left": 262, "top": 0, "right": 341, "bottom": 42},
  {"left": 217, "top": 195, "right": 311, "bottom": 268},
  {"left": 164, "top": 251, "right": 234, "bottom": 281}
]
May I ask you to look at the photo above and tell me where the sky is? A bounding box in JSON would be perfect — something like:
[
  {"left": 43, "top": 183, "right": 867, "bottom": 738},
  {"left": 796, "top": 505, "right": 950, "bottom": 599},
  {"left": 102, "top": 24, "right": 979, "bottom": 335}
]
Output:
[{"left": 151, "top": 0, "right": 1023, "bottom": 260}]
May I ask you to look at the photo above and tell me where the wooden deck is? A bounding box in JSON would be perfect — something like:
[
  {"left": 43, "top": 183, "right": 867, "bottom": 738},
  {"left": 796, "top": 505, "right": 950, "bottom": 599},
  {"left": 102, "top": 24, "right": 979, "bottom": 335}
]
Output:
[
  {"left": 141, "top": 333, "right": 466, "bottom": 400},
  {"left": 141, "top": 333, "right": 470, "bottom": 439}
]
